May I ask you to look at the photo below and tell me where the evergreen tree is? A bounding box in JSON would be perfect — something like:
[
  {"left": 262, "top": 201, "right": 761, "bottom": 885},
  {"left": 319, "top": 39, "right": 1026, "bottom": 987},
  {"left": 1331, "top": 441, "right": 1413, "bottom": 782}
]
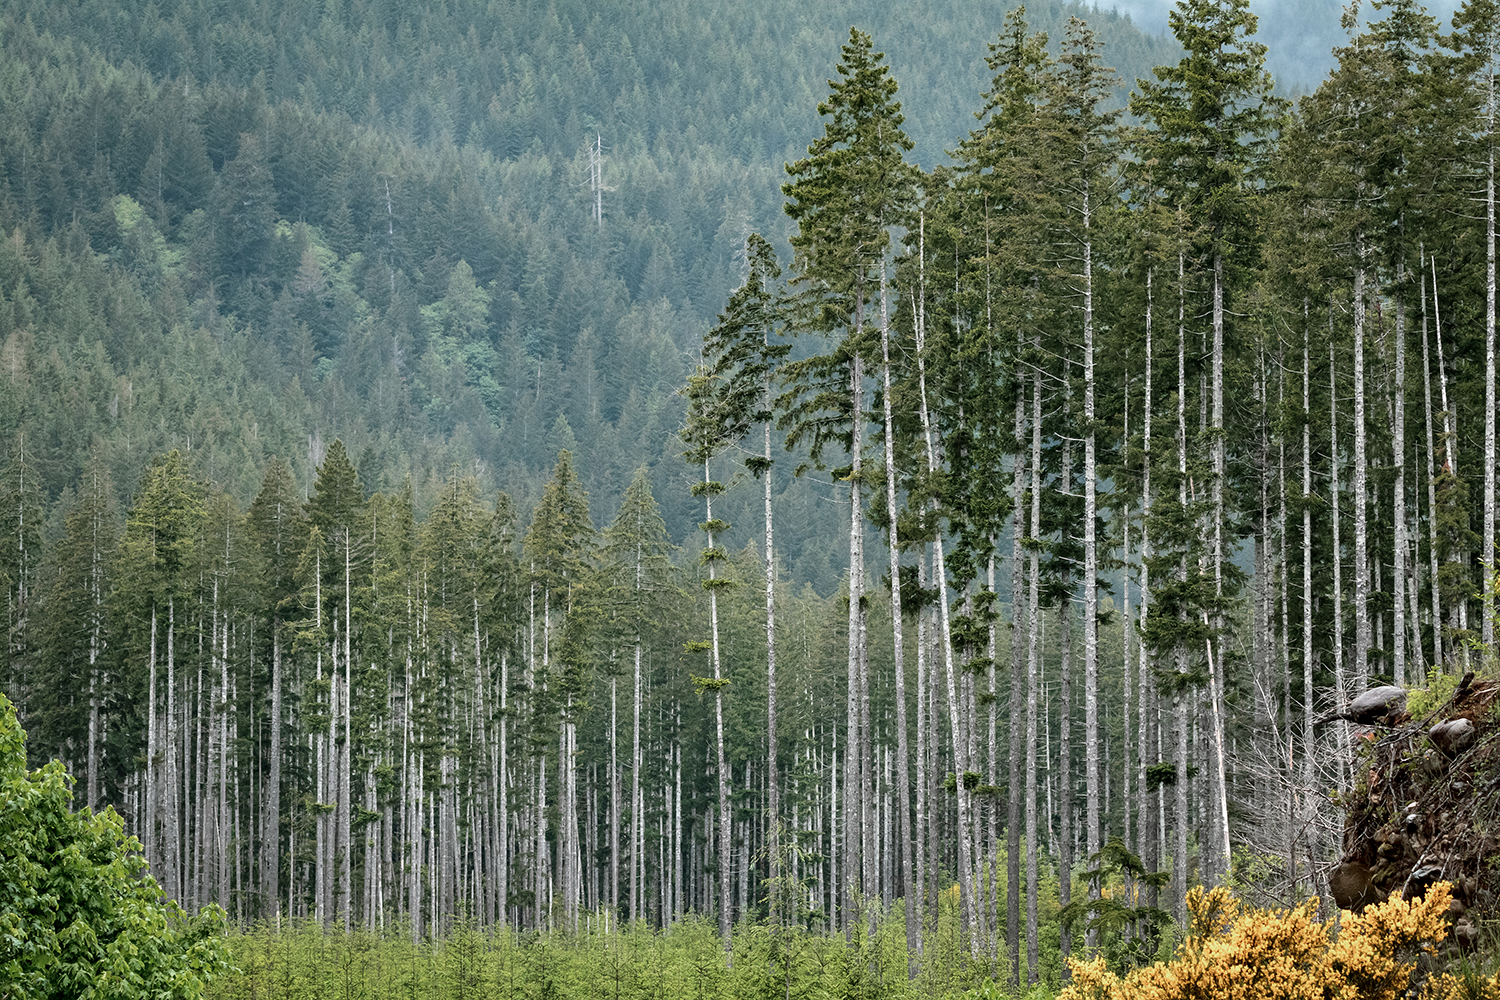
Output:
[
  {"left": 115, "top": 450, "right": 202, "bottom": 904},
  {"left": 522, "top": 450, "right": 596, "bottom": 928},
  {"left": 600, "top": 466, "right": 677, "bottom": 921},
  {"left": 245, "top": 456, "right": 307, "bottom": 919},
  {"left": 781, "top": 26, "right": 917, "bottom": 933},
  {"left": 1130, "top": 0, "right": 1284, "bottom": 891},
  {"left": 33, "top": 455, "right": 115, "bottom": 806},
  {"left": 0, "top": 439, "right": 45, "bottom": 729}
]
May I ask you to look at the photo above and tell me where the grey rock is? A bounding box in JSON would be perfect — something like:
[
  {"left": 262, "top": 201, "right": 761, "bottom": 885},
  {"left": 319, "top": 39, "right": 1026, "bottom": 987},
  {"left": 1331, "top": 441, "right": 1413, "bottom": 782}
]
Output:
[
  {"left": 1345, "top": 685, "right": 1407, "bottom": 724},
  {"left": 1429, "top": 717, "right": 1477, "bottom": 756}
]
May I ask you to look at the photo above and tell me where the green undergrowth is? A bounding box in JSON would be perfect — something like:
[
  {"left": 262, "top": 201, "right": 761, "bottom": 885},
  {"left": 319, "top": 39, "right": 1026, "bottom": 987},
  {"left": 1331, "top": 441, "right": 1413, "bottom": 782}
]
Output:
[{"left": 205, "top": 912, "right": 1062, "bottom": 1000}]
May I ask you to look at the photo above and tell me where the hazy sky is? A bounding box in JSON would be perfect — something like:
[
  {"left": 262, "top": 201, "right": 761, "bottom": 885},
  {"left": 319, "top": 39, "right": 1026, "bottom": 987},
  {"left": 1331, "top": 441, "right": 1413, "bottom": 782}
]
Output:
[{"left": 1107, "top": 0, "right": 1463, "bottom": 90}]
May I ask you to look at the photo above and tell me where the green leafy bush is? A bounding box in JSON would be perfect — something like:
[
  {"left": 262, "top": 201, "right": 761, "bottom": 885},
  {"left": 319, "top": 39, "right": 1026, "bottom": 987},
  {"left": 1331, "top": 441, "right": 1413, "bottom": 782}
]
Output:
[{"left": 0, "top": 693, "right": 227, "bottom": 999}]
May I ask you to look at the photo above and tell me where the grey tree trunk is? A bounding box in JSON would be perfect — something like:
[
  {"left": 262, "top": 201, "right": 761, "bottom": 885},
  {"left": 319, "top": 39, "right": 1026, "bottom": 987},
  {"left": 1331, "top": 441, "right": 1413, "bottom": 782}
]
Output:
[
  {"left": 1007, "top": 319, "right": 1028, "bottom": 987},
  {"left": 1139, "top": 266, "right": 1155, "bottom": 886},
  {"left": 1302, "top": 308, "right": 1317, "bottom": 881},
  {"left": 1121, "top": 375, "right": 1132, "bottom": 860},
  {"left": 705, "top": 458, "right": 733, "bottom": 960},
  {"left": 500, "top": 650, "right": 509, "bottom": 927},
  {"left": 1433, "top": 258, "right": 1468, "bottom": 661},
  {"left": 1331, "top": 335, "right": 1351, "bottom": 790},
  {"left": 1353, "top": 250, "right": 1371, "bottom": 693},
  {"left": 913, "top": 244, "right": 976, "bottom": 954},
  {"left": 1486, "top": 125, "right": 1497, "bottom": 650},
  {"left": 1172, "top": 254, "right": 1189, "bottom": 924},
  {"left": 915, "top": 557, "right": 930, "bottom": 936},
  {"left": 265, "top": 624, "right": 281, "bottom": 914},
  {"left": 763, "top": 373, "right": 781, "bottom": 932},
  {"left": 633, "top": 638, "right": 643, "bottom": 921},
  {"left": 1024, "top": 342, "right": 1044, "bottom": 984},
  {"left": 1083, "top": 190, "right": 1101, "bottom": 930},
  {"left": 843, "top": 349, "right": 866, "bottom": 932},
  {"left": 1394, "top": 270, "right": 1408, "bottom": 685},
  {"left": 1422, "top": 254, "right": 1442, "bottom": 669},
  {"left": 1059, "top": 578, "right": 1074, "bottom": 970},
  {"left": 878, "top": 270, "right": 918, "bottom": 969},
  {"left": 1208, "top": 253, "right": 1231, "bottom": 883},
  {"left": 610, "top": 674, "right": 619, "bottom": 916}
]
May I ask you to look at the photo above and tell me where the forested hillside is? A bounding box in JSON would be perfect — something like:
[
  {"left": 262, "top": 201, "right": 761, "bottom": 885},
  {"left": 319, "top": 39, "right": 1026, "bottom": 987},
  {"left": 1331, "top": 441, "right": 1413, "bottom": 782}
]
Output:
[
  {"left": 4, "top": 0, "right": 1500, "bottom": 990},
  {"left": 0, "top": 0, "right": 1180, "bottom": 576}
]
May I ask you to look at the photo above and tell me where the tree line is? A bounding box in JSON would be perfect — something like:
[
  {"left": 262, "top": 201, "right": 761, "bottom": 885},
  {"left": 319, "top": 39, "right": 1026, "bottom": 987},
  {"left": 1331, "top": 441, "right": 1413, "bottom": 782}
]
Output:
[
  {"left": 6, "top": 0, "right": 1500, "bottom": 990},
  {"left": 677, "top": 0, "right": 1500, "bottom": 984}
]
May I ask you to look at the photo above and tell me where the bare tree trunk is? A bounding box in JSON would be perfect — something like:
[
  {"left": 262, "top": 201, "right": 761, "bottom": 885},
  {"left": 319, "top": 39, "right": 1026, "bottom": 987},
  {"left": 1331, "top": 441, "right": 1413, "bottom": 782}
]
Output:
[
  {"left": 1487, "top": 114, "right": 1497, "bottom": 650},
  {"left": 1208, "top": 252, "right": 1231, "bottom": 883},
  {"left": 1422, "top": 253, "right": 1442, "bottom": 670},
  {"left": 1083, "top": 191, "right": 1101, "bottom": 937},
  {"left": 1172, "top": 253, "right": 1189, "bottom": 923},
  {"left": 1024, "top": 345, "right": 1044, "bottom": 984},
  {"left": 1331, "top": 334, "right": 1351, "bottom": 790},
  {"left": 915, "top": 556, "right": 930, "bottom": 939},
  {"left": 1354, "top": 249, "right": 1371, "bottom": 692},
  {"left": 499, "top": 650, "right": 509, "bottom": 927},
  {"left": 610, "top": 674, "right": 619, "bottom": 916},
  {"left": 1007, "top": 322, "right": 1028, "bottom": 987},
  {"left": 1394, "top": 270, "right": 1408, "bottom": 685},
  {"left": 86, "top": 473, "right": 104, "bottom": 812},
  {"left": 1433, "top": 259, "right": 1469, "bottom": 662},
  {"left": 879, "top": 269, "right": 917, "bottom": 970},
  {"left": 705, "top": 458, "right": 733, "bottom": 960},
  {"left": 1139, "top": 266, "right": 1155, "bottom": 885},
  {"left": 219, "top": 599, "right": 231, "bottom": 908},
  {"left": 843, "top": 347, "right": 867, "bottom": 933},
  {"left": 763, "top": 372, "right": 781, "bottom": 932},
  {"left": 915, "top": 268, "right": 975, "bottom": 956},
  {"left": 341, "top": 532, "right": 353, "bottom": 931},
  {"left": 1059, "top": 581, "right": 1074, "bottom": 971},
  {"left": 632, "top": 639, "right": 642, "bottom": 922},
  {"left": 1121, "top": 373, "right": 1133, "bottom": 862}
]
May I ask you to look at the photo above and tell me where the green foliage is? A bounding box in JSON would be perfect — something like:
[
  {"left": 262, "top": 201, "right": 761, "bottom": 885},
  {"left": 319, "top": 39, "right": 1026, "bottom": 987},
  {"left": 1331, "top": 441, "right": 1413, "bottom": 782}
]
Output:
[
  {"left": 0, "top": 692, "right": 227, "bottom": 998},
  {"left": 209, "top": 914, "right": 1056, "bottom": 1000},
  {"left": 1059, "top": 836, "right": 1174, "bottom": 975},
  {"left": 1408, "top": 668, "right": 1462, "bottom": 721}
]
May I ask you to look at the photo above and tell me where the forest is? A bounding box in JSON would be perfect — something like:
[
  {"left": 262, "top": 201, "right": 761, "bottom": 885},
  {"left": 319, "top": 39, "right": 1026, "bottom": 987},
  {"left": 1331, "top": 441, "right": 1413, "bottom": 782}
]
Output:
[{"left": 3, "top": 0, "right": 1500, "bottom": 992}]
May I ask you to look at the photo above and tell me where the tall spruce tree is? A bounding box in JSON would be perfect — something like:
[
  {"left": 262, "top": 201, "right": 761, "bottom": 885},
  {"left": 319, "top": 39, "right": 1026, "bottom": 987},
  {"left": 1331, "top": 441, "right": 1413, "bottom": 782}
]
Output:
[
  {"left": 600, "top": 467, "right": 676, "bottom": 922},
  {"left": 306, "top": 440, "right": 366, "bottom": 928},
  {"left": 1044, "top": 17, "right": 1123, "bottom": 939},
  {"left": 949, "top": 6, "right": 1052, "bottom": 968},
  {"left": 782, "top": 25, "right": 916, "bottom": 934},
  {"left": 245, "top": 457, "right": 307, "bottom": 918},
  {"left": 34, "top": 455, "right": 115, "bottom": 807},
  {"left": 1130, "top": 0, "right": 1283, "bottom": 889},
  {"left": 692, "top": 232, "right": 794, "bottom": 930},
  {"left": 522, "top": 451, "right": 596, "bottom": 930}
]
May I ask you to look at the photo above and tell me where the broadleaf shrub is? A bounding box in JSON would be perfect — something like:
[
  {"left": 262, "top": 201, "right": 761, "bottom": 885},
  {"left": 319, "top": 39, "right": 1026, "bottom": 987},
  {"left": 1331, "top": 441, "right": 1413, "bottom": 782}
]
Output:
[{"left": 1059, "top": 881, "right": 1500, "bottom": 1000}]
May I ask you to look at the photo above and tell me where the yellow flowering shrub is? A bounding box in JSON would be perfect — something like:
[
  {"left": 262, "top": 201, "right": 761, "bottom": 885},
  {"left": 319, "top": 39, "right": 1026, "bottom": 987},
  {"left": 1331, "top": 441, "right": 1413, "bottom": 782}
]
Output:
[{"left": 1058, "top": 881, "right": 1500, "bottom": 1000}]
